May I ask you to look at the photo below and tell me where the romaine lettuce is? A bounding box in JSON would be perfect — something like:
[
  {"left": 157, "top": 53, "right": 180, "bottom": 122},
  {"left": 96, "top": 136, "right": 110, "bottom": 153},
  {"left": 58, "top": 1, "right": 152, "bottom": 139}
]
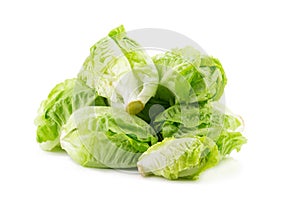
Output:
[
  {"left": 61, "top": 106, "right": 158, "bottom": 168},
  {"left": 35, "top": 79, "right": 106, "bottom": 151},
  {"left": 153, "top": 46, "right": 227, "bottom": 102},
  {"left": 35, "top": 25, "right": 247, "bottom": 181},
  {"left": 137, "top": 136, "right": 219, "bottom": 180},
  {"left": 216, "top": 131, "right": 247, "bottom": 158},
  {"left": 78, "top": 25, "right": 158, "bottom": 115},
  {"left": 153, "top": 102, "right": 243, "bottom": 140}
]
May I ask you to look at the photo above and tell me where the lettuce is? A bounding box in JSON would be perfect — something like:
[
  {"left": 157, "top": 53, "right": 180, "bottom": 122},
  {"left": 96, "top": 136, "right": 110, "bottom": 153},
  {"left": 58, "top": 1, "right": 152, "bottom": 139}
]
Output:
[
  {"left": 216, "top": 131, "right": 247, "bottom": 158},
  {"left": 153, "top": 46, "right": 227, "bottom": 103},
  {"left": 61, "top": 106, "right": 158, "bottom": 168},
  {"left": 137, "top": 136, "right": 219, "bottom": 180},
  {"left": 152, "top": 102, "right": 246, "bottom": 160},
  {"left": 78, "top": 34, "right": 129, "bottom": 101},
  {"left": 153, "top": 102, "right": 243, "bottom": 140},
  {"left": 35, "top": 25, "right": 247, "bottom": 181},
  {"left": 139, "top": 46, "right": 228, "bottom": 134},
  {"left": 78, "top": 25, "right": 158, "bottom": 115},
  {"left": 35, "top": 79, "right": 106, "bottom": 151}
]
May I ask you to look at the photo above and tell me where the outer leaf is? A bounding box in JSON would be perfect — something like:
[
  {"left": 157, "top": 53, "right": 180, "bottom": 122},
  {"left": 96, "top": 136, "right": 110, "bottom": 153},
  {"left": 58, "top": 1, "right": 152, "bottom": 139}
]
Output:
[
  {"left": 216, "top": 131, "right": 247, "bottom": 158},
  {"left": 109, "top": 25, "right": 159, "bottom": 114},
  {"left": 153, "top": 102, "right": 243, "bottom": 140},
  {"left": 153, "top": 46, "right": 227, "bottom": 102},
  {"left": 78, "top": 34, "right": 131, "bottom": 100},
  {"left": 137, "top": 136, "right": 219, "bottom": 180},
  {"left": 78, "top": 25, "right": 158, "bottom": 115},
  {"left": 61, "top": 106, "right": 158, "bottom": 168},
  {"left": 35, "top": 79, "right": 106, "bottom": 151}
]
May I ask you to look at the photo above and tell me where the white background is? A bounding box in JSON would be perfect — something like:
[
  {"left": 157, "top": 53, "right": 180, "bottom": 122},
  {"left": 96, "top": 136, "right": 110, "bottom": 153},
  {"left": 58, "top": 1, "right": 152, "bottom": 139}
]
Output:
[{"left": 1, "top": 0, "right": 299, "bottom": 199}]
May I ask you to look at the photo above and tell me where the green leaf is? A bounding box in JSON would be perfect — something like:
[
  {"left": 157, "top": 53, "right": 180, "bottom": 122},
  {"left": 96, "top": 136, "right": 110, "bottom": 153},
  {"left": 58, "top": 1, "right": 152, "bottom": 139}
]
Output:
[
  {"left": 35, "top": 79, "right": 106, "bottom": 151},
  {"left": 79, "top": 25, "right": 158, "bottom": 115},
  {"left": 153, "top": 102, "right": 243, "bottom": 140},
  {"left": 78, "top": 33, "right": 131, "bottom": 101},
  {"left": 216, "top": 131, "right": 247, "bottom": 158},
  {"left": 109, "top": 25, "right": 159, "bottom": 114},
  {"left": 61, "top": 106, "right": 158, "bottom": 168},
  {"left": 153, "top": 46, "right": 227, "bottom": 102},
  {"left": 137, "top": 136, "right": 220, "bottom": 180}
]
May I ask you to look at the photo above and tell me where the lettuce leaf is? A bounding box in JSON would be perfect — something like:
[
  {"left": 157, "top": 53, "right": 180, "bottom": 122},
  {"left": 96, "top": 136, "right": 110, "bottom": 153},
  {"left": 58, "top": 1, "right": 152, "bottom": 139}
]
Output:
[
  {"left": 35, "top": 79, "right": 106, "bottom": 151},
  {"left": 61, "top": 106, "right": 158, "bottom": 168},
  {"left": 153, "top": 46, "right": 227, "bottom": 102},
  {"left": 152, "top": 102, "right": 246, "bottom": 158},
  {"left": 78, "top": 25, "right": 158, "bottom": 115},
  {"left": 137, "top": 136, "right": 219, "bottom": 180},
  {"left": 153, "top": 102, "right": 243, "bottom": 140},
  {"left": 109, "top": 25, "right": 158, "bottom": 114},
  {"left": 216, "top": 131, "right": 247, "bottom": 158},
  {"left": 78, "top": 34, "right": 130, "bottom": 100}
]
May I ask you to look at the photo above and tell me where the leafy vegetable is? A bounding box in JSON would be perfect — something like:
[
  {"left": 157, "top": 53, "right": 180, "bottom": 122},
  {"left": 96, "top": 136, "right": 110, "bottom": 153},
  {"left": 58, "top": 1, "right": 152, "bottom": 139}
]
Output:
[
  {"left": 35, "top": 25, "right": 247, "bottom": 181},
  {"left": 153, "top": 102, "right": 243, "bottom": 140},
  {"left": 78, "top": 25, "right": 158, "bottom": 115},
  {"left": 35, "top": 79, "right": 106, "bottom": 151},
  {"left": 61, "top": 106, "right": 158, "bottom": 168},
  {"left": 78, "top": 35, "right": 129, "bottom": 100},
  {"left": 153, "top": 46, "right": 227, "bottom": 103},
  {"left": 216, "top": 131, "right": 247, "bottom": 159},
  {"left": 137, "top": 136, "right": 219, "bottom": 180}
]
